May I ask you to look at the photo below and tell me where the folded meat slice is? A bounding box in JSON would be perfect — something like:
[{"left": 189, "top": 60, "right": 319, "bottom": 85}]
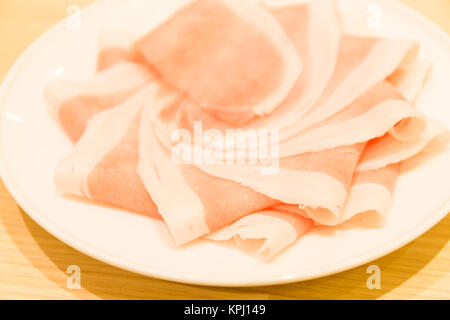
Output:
[
  {"left": 207, "top": 209, "right": 313, "bottom": 260},
  {"left": 134, "top": 0, "right": 301, "bottom": 124},
  {"left": 55, "top": 85, "right": 161, "bottom": 218},
  {"left": 45, "top": 62, "right": 153, "bottom": 142}
]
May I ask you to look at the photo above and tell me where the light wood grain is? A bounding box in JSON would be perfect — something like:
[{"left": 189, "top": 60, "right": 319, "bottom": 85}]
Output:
[{"left": 0, "top": 0, "right": 449, "bottom": 300}]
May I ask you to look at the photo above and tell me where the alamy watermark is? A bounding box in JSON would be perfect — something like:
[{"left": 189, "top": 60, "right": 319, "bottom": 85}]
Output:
[
  {"left": 366, "top": 265, "right": 381, "bottom": 290},
  {"left": 171, "top": 121, "right": 280, "bottom": 175},
  {"left": 66, "top": 5, "right": 81, "bottom": 30},
  {"left": 367, "top": 4, "right": 383, "bottom": 31},
  {"left": 66, "top": 265, "right": 81, "bottom": 290}
]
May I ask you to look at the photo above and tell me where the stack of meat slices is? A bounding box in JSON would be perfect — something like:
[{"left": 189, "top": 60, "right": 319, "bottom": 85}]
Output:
[{"left": 46, "top": 0, "right": 448, "bottom": 260}]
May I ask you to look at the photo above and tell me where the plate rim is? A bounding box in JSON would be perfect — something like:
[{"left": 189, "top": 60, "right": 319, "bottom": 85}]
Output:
[{"left": 0, "top": 0, "right": 449, "bottom": 287}]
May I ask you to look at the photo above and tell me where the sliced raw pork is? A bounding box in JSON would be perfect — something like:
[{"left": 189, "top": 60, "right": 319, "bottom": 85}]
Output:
[{"left": 48, "top": 0, "right": 449, "bottom": 260}]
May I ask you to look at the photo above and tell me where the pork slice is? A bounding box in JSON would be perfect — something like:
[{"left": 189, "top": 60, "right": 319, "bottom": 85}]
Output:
[{"left": 134, "top": 0, "right": 301, "bottom": 124}]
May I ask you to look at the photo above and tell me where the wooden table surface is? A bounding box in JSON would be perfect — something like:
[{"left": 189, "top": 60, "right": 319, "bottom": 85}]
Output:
[{"left": 0, "top": 0, "right": 449, "bottom": 300}]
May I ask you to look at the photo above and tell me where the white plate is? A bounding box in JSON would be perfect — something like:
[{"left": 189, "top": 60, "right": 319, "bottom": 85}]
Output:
[{"left": 0, "top": 0, "right": 449, "bottom": 287}]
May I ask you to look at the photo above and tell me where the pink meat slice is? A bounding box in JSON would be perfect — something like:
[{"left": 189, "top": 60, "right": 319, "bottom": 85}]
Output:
[
  {"left": 86, "top": 114, "right": 160, "bottom": 219},
  {"left": 45, "top": 62, "right": 153, "bottom": 142},
  {"left": 134, "top": 0, "right": 301, "bottom": 124}
]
